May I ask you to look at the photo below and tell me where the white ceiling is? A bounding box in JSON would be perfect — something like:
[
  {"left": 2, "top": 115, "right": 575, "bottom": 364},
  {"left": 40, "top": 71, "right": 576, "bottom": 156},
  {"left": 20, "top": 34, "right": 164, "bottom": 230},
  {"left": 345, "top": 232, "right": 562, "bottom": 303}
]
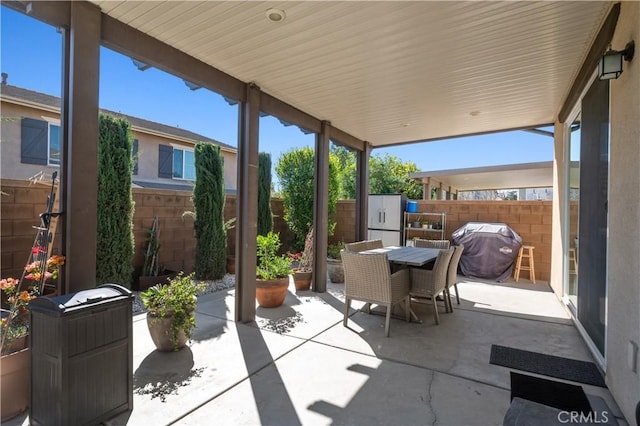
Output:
[{"left": 90, "top": 1, "right": 611, "bottom": 147}]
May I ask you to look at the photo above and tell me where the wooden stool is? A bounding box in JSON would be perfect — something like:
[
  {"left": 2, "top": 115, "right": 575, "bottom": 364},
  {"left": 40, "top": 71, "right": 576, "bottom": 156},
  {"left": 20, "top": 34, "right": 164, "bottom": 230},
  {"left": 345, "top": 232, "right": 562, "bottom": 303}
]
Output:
[
  {"left": 569, "top": 248, "right": 578, "bottom": 275},
  {"left": 514, "top": 245, "right": 536, "bottom": 284}
]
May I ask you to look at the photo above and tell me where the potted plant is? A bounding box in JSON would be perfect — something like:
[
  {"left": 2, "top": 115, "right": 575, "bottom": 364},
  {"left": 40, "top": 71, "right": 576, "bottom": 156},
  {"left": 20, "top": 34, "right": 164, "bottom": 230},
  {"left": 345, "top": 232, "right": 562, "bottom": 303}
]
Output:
[
  {"left": 137, "top": 216, "right": 177, "bottom": 291},
  {"left": 290, "top": 228, "right": 313, "bottom": 291},
  {"left": 1, "top": 277, "right": 37, "bottom": 421},
  {"left": 141, "top": 272, "right": 204, "bottom": 352},
  {"left": 256, "top": 232, "right": 292, "bottom": 308},
  {"left": 326, "top": 242, "right": 345, "bottom": 283}
]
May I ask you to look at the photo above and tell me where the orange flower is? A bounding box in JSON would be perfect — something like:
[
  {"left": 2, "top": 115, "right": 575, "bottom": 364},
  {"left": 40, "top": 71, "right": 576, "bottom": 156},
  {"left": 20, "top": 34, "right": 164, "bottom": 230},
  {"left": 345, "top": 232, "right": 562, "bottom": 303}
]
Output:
[
  {"left": 47, "top": 255, "right": 65, "bottom": 267},
  {"left": 18, "top": 291, "right": 33, "bottom": 303},
  {"left": 0, "top": 278, "right": 19, "bottom": 290}
]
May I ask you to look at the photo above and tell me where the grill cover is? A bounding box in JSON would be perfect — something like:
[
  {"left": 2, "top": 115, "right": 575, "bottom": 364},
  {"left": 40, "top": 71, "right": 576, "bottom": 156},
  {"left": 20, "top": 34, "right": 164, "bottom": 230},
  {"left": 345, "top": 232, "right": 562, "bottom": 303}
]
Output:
[{"left": 451, "top": 222, "right": 522, "bottom": 282}]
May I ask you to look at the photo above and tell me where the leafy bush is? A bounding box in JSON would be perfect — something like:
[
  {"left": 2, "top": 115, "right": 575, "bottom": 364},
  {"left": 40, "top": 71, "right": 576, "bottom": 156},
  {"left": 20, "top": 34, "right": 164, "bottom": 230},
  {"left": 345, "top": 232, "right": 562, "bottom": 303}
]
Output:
[
  {"left": 275, "top": 147, "right": 339, "bottom": 249},
  {"left": 256, "top": 232, "right": 291, "bottom": 280},
  {"left": 96, "top": 113, "right": 135, "bottom": 288},
  {"left": 327, "top": 242, "right": 345, "bottom": 259},
  {"left": 141, "top": 272, "right": 204, "bottom": 351},
  {"left": 257, "top": 152, "right": 273, "bottom": 236},
  {"left": 193, "top": 143, "right": 226, "bottom": 280}
]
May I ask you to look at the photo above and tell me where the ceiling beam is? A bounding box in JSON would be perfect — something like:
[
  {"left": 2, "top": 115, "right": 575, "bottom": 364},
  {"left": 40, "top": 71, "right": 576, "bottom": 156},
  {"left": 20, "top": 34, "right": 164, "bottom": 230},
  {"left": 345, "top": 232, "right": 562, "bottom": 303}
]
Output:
[
  {"left": 330, "top": 126, "right": 365, "bottom": 152},
  {"left": 101, "top": 15, "right": 246, "bottom": 103},
  {"left": 558, "top": 2, "right": 620, "bottom": 123},
  {"left": 260, "top": 92, "right": 321, "bottom": 135}
]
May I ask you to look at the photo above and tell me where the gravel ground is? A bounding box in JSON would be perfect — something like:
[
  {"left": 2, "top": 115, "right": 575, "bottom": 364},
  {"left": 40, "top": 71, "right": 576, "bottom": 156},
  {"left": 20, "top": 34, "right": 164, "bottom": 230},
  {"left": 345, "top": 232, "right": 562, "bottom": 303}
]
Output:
[{"left": 132, "top": 274, "right": 236, "bottom": 315}]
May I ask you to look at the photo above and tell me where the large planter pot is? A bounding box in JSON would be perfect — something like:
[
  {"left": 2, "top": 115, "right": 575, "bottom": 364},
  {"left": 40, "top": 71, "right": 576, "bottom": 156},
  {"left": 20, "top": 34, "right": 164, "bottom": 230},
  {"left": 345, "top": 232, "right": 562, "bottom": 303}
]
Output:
[
  {"left": 327, "top": 258, "right": 344, "bottom": 283},
  {"left": 292, "top": 269, "right": 312, "bottom": 291},
  {"left": 256, "top": 277, "right": 289, "bottom": 308},
  {"left": 1, "top": 348, "right": 30, "bottom": 421},
  {"left": 226, "top": 256, "right": 236, "bottom": 274},
  {"left": 146, "top": 309, "right": 194, "bottom": 352},
  {"left": 137, "top": 270, "right": 178, "bottom": 292}
]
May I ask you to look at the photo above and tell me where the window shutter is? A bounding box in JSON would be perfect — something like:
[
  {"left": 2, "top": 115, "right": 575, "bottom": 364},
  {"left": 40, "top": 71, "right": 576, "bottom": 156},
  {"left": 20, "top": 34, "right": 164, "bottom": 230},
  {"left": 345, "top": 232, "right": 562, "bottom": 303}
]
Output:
[
  {"left": 158, "top": 144, "right": 173, "bottom": 178},
  {"left": 21, "top": 118, "right": 48, "bottom": 165},
  {"left": 132, "top": 139, "right": 139, "bottom": 175}
]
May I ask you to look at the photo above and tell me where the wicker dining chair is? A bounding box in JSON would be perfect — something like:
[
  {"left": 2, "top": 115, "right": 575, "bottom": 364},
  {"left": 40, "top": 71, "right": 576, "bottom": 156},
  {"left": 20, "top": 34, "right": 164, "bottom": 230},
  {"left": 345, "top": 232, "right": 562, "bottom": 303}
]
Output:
[
  {"left": 413, "top": 238, "right": 451, "bottom": 249},
  {"left": 341, "top": 251, "right": 411, "bottom": 337},
  {"left": 344, "top": 239, "right": 384, "bottom": 253},
  {"left": 445, "top": 245, "right": 465, "bottom": 310},
  {"left": 409, "top": 247, "right": 454, "bottom": 324}
]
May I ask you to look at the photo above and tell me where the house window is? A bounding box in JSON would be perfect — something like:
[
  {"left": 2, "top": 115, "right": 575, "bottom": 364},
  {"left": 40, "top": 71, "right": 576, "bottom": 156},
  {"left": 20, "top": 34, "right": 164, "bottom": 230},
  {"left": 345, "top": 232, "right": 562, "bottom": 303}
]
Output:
[
  {"left": 48, "top": 124, "right": 61, "bottom": 166},
  {"left": 172, "top": 148, "right": 195, "bottom": 180}
]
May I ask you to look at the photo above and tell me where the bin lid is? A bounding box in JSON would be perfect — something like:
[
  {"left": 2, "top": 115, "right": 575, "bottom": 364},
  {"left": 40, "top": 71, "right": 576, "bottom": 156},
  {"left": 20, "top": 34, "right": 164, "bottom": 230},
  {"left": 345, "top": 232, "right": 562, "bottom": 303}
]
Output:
[{"left": 29, "top": 283, "right": 132, "bottom": 316}]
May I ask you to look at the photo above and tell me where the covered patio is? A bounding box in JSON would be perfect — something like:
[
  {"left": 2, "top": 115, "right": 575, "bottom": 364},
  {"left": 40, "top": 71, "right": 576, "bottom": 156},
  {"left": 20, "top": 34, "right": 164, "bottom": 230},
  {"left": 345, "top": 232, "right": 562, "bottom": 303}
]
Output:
[
  {"left": 5, "top": 1, "right": 639, "bottom": 423},
  {"left": 6, "top": 276, "right": 623, "bottom": 425}
]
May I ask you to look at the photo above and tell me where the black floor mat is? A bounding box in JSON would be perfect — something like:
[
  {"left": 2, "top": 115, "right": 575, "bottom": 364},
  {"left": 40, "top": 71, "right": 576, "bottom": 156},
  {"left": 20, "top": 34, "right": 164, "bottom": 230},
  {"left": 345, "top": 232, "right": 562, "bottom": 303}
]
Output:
[
  {"left": 490, "top": 344, "right": 606, "bottom": 387},
  {"left": 510, "top": 372, "right": 593, "bottom": 414}
]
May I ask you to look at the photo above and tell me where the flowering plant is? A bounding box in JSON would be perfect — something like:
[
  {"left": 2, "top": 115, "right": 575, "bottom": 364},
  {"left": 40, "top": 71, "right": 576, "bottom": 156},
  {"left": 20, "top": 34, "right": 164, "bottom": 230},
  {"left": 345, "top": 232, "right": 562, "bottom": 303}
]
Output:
[
  {"left": 24, "top": 253, "right": 65, "bottom": 281},
  {"left": 0, "top": 278, "right": 37, "bottom": 355},
  {"left": 1, "top": 251, "right": 64, "bottom": 355}
]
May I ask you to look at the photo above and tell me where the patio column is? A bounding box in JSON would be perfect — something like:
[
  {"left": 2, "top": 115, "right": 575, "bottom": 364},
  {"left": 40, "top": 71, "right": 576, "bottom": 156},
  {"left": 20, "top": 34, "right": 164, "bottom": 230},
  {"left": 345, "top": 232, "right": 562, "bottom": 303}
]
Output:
[
  {"left": 355, "top": 142, "right": 371, "bottom": 241},
  {"left": 312, "top": 121, "right": 331, "bottom": 293},
  {"left": 60, "top": 1, "right": 101, "bottom": 293},
  {"left": 235, "top": 83, "right": 260, "bottom": 322},
  {"left": 438, "top": 183, "right": 444, "bottom": 200},
  {"left": 423, "top": 178, "right": 432, "bottom": 200}
]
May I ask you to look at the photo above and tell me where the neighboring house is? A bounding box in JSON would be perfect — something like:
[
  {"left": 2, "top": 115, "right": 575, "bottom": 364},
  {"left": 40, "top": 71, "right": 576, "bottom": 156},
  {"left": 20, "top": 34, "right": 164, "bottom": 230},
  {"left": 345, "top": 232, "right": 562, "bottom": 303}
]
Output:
[{"left": 0, "top": 83, "right": 237, "bottom": 191}]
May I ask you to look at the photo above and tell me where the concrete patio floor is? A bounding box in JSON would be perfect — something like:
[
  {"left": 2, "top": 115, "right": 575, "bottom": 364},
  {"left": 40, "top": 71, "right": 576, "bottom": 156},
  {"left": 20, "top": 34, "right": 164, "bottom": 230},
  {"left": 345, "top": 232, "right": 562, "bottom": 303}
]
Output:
[{"left": 8, "top": 276, "right": 627, "bottom": 425}]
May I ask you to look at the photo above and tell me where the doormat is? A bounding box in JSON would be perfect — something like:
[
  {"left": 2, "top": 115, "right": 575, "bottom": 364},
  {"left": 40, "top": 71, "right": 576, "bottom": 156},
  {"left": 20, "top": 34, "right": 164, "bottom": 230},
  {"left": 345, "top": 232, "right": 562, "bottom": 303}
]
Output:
[
  {"left": 510, "top": 372, "right": 592, "bottom": 414},
  {"left": 490, "top": 345, "right": 606, "bottom": 387}
]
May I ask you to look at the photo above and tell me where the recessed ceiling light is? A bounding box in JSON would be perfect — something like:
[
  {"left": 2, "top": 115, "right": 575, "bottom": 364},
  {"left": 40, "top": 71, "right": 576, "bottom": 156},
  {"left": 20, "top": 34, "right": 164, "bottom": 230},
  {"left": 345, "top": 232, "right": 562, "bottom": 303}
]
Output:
[
  {"left": 265, "top": 8, "right": 286, "bottom": 23},
  {"left": 401, "top": 123, "right": 411, "bottom": 127},
  {"left": 470, "top": 111, "right": 481, "bottom": 116}
]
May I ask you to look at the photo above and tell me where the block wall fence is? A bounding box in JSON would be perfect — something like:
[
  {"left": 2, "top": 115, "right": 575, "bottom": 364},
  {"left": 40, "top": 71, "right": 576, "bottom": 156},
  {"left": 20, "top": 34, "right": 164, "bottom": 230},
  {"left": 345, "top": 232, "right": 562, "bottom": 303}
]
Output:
[
  {"left": 332, "top": 199, "right": 555, "bottom": 282},
  {"left": 2, "top": 180, "right": 556, "bottom": 283},
  {"left": 0, "top": 180, "right": 293, "bottom": 281}
]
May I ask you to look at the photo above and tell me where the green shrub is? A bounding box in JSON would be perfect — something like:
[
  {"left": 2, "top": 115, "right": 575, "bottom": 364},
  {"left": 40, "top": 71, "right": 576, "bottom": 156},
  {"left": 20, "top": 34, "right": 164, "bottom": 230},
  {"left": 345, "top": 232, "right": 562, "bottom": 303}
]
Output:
[
  {"left": 256, "top": 232, "right": 291, "bottom": 280},
  {"left": 257, "top": 152, "right": 273, "bottom": 236},
  {"left": 275, "top": 147, "right": 339, "bottom": 249},
  {"left": 96, "top": 113, "right": 135, "bottom": 288},
  {"left": 193, "top": 143, "right": 226, "bottom": 280}
]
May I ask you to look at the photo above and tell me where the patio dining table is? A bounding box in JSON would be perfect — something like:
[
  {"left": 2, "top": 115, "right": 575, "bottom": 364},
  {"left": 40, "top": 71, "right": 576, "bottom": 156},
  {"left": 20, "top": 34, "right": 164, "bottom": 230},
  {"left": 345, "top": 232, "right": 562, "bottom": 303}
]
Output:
[
  {"left": 359, "top": 245, "right": 443, "bottom": 323},
  {"left": 361, "top": 246, "right": 441, "bottom": 267}
]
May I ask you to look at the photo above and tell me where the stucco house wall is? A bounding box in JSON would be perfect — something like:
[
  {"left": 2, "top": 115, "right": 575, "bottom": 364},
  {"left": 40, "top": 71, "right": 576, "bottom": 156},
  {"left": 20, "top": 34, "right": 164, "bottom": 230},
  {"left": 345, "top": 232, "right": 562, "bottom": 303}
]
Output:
[
  {"left": 0, "top": 85, "right": 237, "bottom": 191},
  {"left": 605, "top": 1, "right": 640, "bottom": 420}
]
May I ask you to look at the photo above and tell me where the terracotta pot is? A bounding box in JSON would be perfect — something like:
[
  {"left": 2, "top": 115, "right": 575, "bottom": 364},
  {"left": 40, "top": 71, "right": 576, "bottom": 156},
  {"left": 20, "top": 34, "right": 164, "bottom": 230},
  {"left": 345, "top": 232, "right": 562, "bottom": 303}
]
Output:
[
  {"left": 1, "top": 348, "right": 30, "bottom": 421},
  {"left": 292, "top": 270, "right": 312, "bottom": 291},
  {"left": 256, "top": 277, "right": 289, "bottom": 308},
  {"left": 226, "top": 256, "right": 236, "bottom": 274},
  {"left": 326, "top": 258, "right": 344, "bottom": 283},
  {"left": 137, "top": 271, "right": 178, "bottom": 292},
  {"left": 146, "top": 309, "right": 193, "bottom": 352}
]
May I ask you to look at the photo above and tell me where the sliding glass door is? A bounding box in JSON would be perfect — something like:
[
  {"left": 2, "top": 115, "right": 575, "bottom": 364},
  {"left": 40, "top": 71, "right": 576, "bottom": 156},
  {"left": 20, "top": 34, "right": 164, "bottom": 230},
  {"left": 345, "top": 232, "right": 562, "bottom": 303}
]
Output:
[{"left": 565, "top": 77, "right": 609, "bottom": 357}]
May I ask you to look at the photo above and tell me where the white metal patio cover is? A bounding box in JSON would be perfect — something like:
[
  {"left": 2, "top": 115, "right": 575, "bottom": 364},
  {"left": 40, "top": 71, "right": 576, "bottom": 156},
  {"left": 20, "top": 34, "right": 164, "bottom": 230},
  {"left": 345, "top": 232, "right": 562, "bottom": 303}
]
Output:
[{"left": 89, "top": 1, "right": 611, "bottom": 147}]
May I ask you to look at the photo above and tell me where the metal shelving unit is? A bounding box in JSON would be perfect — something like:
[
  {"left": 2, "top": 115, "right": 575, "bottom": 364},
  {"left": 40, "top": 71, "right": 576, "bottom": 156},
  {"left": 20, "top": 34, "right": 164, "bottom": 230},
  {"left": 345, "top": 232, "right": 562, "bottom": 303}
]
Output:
[{"left": 403, "top": 212, "right": 447, "bottom": 243}]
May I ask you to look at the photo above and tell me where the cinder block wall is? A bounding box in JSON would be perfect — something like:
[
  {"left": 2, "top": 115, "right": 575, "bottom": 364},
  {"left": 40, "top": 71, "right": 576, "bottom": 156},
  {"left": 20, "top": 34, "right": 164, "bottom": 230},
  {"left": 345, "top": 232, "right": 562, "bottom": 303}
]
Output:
[
  {"left": 331, "top": 199, "right": 553, "bottom": 282},
  {"left": 1, "top": 180, "right": 292, "bottom": 280}
]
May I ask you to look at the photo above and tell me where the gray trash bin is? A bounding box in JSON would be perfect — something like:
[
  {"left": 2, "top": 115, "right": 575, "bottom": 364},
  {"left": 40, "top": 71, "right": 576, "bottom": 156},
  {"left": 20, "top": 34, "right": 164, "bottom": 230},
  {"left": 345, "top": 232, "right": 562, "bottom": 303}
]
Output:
[{"left": 28, "top": 284, "right": 133, "bottom": 426}]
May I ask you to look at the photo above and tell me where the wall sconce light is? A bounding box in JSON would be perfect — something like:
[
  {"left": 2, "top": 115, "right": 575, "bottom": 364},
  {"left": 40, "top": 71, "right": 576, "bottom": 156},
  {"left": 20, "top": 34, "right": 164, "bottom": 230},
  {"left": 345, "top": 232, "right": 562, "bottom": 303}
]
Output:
[{"left": 598, "top": 40, "right": 635, "bottom": 80}]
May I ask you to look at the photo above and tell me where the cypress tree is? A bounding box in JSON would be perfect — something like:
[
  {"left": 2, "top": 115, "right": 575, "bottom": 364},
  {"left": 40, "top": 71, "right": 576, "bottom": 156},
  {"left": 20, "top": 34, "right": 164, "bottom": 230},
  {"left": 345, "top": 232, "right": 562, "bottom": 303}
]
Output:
[
  {"left": 193, "top": 143, "right": 226, "bottom": 280},
  {"left": 257, "top": 152, "right": 273, "bottom": 236},
  {"left": 96, "top": 113, "right": 135, "bottom": 288}
]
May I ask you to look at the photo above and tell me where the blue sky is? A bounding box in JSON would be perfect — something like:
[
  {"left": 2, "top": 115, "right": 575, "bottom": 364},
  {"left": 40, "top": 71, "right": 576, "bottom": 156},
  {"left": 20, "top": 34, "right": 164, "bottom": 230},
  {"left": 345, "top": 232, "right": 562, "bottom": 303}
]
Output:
[{"left": 1, "top": 6, "right": 553, "bottom": 176}]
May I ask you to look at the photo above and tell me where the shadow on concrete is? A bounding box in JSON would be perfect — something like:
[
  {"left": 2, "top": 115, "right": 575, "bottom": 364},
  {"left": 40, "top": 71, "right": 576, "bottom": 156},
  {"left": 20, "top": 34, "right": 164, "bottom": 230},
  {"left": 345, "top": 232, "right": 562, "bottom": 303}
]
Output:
[
  {"left": 133, "top": 347, "right": 206, "bottom": 403},
  {"left": 236, "top": 323, "right": 302, "bottom": 425}
]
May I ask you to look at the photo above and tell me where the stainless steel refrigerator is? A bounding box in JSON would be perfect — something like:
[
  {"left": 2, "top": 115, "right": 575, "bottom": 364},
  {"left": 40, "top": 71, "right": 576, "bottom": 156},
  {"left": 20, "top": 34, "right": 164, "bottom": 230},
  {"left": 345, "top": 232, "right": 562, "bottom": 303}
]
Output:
[{"left": 367, "top": 194, "right": 406, "bottom": 246}]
